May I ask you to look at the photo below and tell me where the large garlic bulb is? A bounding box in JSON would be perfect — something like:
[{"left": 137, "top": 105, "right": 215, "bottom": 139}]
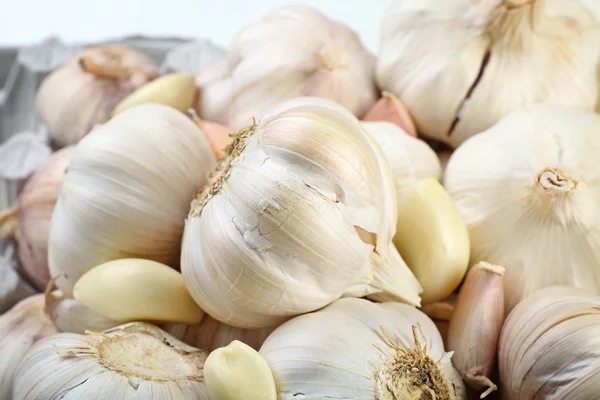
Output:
[
  {"left": 260, "top": 298, "right": 466, "bottom": 399},
  {"left": 197, "top": 4, "right": 378, "bottom": 130},
  {"left": 182, "top": 97, "right": 421, "bottom": 328},
  {"left": 49, "top": 104, "right": 216, "bottom": 295},
  {"left": 12, "top": 322, "right": 209, "bottom": 400},
  {"left": 377, "top": 0, "right": 600, "bottom": 148},
  {"left": 36, "top": 46, "right": 159, "bottom": 147},
  {"left": 445, "top": 105, "right": 600, "bottom": 310}
]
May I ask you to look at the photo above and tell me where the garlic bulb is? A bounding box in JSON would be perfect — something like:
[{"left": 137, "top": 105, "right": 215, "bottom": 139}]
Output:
[
  {"left": 182, "top": 97, "right": 421, "bottom": 328},
  {"left": 197, "top": 4, "right": 378, "bottom": 130},
  {"left": 12, "top": 322, "right": 210, "bottom": 399},
  {"left": 164, "top": 315, "right": 276, "bottom": 352},
  {"left": 377, "top": 0, "right": 600, "bottom": 148},
  {"left": 445, "top": 105, "right": 600, "bottom": 310},
  {"left": 0, "top": 146, "right": 74, "bottom": 290},
  {"left": 499, "top": 286, "right": 600, "bottom": 399},
  {"left": 49, "top": 103, "right": 216, "bottom": 295},
  {"left": 36, "top": 46, "right": 159, "bottom": 147},
  {"left": 260, "top": 298, "right": 466, "bottom": 399},
  {"left": 363, "top": 91, "right": 417, "bottom": 137},
  {"left": 0, "top": 294, "right": 57, "bottom": 400}
]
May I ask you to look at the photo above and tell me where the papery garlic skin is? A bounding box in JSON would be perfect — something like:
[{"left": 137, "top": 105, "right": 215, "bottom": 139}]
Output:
[
  {"left": 197, "top": 4, "right": 377, "bottom": 130},
  {"left": 260, "top": 298, "right": 465, "bottom": 399},
  {"left": 182, "top": 97, "right": 421, "bottom": 329},
  {"left": 499, "top": 286, "right": 600, "bottom": 399},
  {"left": 445, "top": 105, "right": 600, "bottom": 311},
  {"left": 377, "top": 0, "right": 600, "bottom": 148},
  {"left": 12, "top": 322, "right": 210, "bottom": 400},
  {"left": 48, "top": 104, "right": 216, "bottom": 295},
  {"left": 36, "top": 46, "right": 159, "bottom": 147}
]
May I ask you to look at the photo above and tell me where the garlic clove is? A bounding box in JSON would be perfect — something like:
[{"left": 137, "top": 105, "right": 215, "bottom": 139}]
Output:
[
  {"left": 112, "top": 72, "right": 198, "bottom": 116},
  {"left": 73, "top": 258, "right": 205, "bottom": 324},
  {"left": 362, "top": 91, "right": 417, "bottom": 137},
  {"left": 189, "top": 110, "right": 233, "bottom": 160},
  {"left": 394, "top": 178, "right": 470, "bottom": 304},
  {"left": 447, "top": 262, "right": 505, "bottom": 398},
  {"left": 420, "top": 293, "right": 457, "bottom": 322},
  {"left": 204, "top": 340, "right": 277, "bottom": 400}
]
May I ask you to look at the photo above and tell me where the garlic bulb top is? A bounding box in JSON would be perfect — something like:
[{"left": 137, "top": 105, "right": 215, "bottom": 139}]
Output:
[
  {"left": 444, "top": 105, "right": 600, "bottom": 311},
  {"left": 259, "top": 298, "right": 466, "bottom": 399},
  {"left": 377, "top": 0, "right": 600, "bottom": 148},
  {"left": 197, "top": 4, "right": 378, "bottom": 130},
  {"left": 36, "top": 46, "right": 159, "bottom": 147},
  {"left": 182, "top": 97, "right": 421, "bottom": 328},
  {"left": 49, "top": 104, "right": 216, "bottom": 295}
]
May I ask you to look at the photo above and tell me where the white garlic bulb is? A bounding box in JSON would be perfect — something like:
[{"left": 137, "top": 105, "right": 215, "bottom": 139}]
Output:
[
  {"left": 182, "top": 97, "right": 421, "bottom": 328},
  {"left": 12, "top": 322, "right": 210, "bottom": 400},
  {"left": 444, "top": 105, "right": 600, "bottom": 310},
  {"left": 36, "top": 46, "right": 159, "bottom": 147},
  {"left": 377, "top": 0, "right": 600, "bottom": 148},
  {"left": 260, "top": 298, "right": 466, "bottom": 399},
  {"left": 197, "top": 4, "right": 378, "bottom": 130},
  {"left": 49, "top": 104, "right": 216, "bottom": 295}
]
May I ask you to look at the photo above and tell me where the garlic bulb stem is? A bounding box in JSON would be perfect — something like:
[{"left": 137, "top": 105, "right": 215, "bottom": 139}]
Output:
[
  {"left": 78, "top": 55, "right": 131, "bottom": 80},
  {"left": 0, "top": 205, "right": 17, "bottom": 237}
]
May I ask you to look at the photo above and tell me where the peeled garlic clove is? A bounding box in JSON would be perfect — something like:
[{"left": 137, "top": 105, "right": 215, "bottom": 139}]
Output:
[
  {"left": 447, "top": 262, "right": 505, "bottom": 397},
  {"left": 0, "top": 294, "right": 57, "bottom": 400},
  {"left": 189, "top": 110, "right": 232, "bottom": 160},
  {"left": 205, "top": 340, "right": 277, "bottom": 400},
  {"left": 394, "top": 178, "right": 470, "bottom": 304},
  {"left": 36, "top": 46, "right": 159, "bottom": 147},
  {"left": 197, "top": 5, "right": 378, "bottom": 130},
  {"left": 362, "top": 91, "right": 417, "bottom": 137},
  {"left": 49, "top": 103, "right": 216, "bottom": 295},
  {"left": 73, "top": 258, "right": 204, "bottom": 324},
  {"left": 377, "top": 0, "right": 600, "bottom": 148},
  {"left": 112, "top": 72, "right": 198, "bottom": 116},
  {"left": 12, "top": 322, "right": 210, "bottom": 400}
]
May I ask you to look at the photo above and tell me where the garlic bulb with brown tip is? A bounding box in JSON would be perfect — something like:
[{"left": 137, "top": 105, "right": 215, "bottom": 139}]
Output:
[
  {"left": 197, "top": 4, "right": 378, "bottom": 130},
  {"left": 377, "top": 0, "right": 600, "bottom": 148},
  {"left": 36, "top": 45, "right": 159, "bottom": 147}
]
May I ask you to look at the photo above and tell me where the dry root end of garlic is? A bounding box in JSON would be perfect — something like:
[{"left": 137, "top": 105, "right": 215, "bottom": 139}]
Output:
[{"left": 204, "top": 340, "right": 277, "bottom": 400}]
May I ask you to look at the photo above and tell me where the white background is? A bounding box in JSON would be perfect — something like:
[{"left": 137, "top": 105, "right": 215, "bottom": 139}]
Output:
[{"left": 0, "top": 0, "right": 390, "bottom": 53}]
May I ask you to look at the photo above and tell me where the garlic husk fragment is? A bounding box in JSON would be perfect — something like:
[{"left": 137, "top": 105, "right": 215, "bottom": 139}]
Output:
[
  {"left": 182, "top": 97, "right": 421, "bottom": 328},
  {"left": 499, "top": 286, "right": 600, "bottom": 399},
  {"left": 445, "top": 105, "right": 600, "bottom": 311},
  {"left": 0, "top": 294, "right": 57, "bottom": 400},
  {"left": 12, "top": 322, "right": 210, "bottom": 400},
  {"left": 363, "top": 91, "right": 417, "bottom": 137},
  {"left": 73, "top": 259, "right": 205, "bottom": 324},
  {"left": 447, "top": 262, "right": 504, "bottom": 398},
  {"left": 376, "top": 0, "right": 600, "bottom": 148},
  {"left": 48, "top": 103, "right": 216, "bottom": 295},
  {"left": 260, "top": 298, "right": 466, "bottom": 399},
  {"left": 196, "top": 4, "right": 378, "bottom": 130},
  {"left": 205, "top": 340, "right": 277, "bottom": 400},
  {"left": 36, "top": 45, "right": 159, "bottom": 147}
]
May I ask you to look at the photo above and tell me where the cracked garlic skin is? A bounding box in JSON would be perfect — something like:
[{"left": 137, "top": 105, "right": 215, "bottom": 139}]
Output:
[
  {"left": 445, "top": 105, "right": 600, "bottom": 311},
  {"left": 12, "top": 322, "right": 209, "bottom": 400},
  {"left": 36, "top": 46, "right": 159, "bottom": 148},
  {"left": 182, "top": 97, "right": 421, "bottom": 329},
  {"left": 197, "top": 4, "right": 378, "bottom": 130},
  {"left": 377, "top": 0, "right": 600, "bottom": 148},
  {"left": 259, "top": 298, "right": 466, "bottom": 400}
]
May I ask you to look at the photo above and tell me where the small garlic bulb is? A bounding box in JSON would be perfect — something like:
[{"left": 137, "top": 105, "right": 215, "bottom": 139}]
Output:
[
  {"left": 197, "top": 4, "right": 378, "bottom": 130},
  {"left": 499, "top": 286, "right": 600, "bottom": 399},
  {"left": 377, "top": 0, "right": 600, "bottom": 148},
  {"left": 444, "top": 105, "right": 600, "bottom": 310},
  {"left": 36, "top": 46, "right": 159, "bottom": 147},
  {"left": 49, "top": 104, "right": 216, "bottom": 295},
  {"left": 259, "top": 298, "right": 466, "bottom": 399},
  {"left": 12, "top": 322, "right": 210, "bottom": 400},
  {"left": 182, "top": 97, "right": 421, "bottom": 328}
]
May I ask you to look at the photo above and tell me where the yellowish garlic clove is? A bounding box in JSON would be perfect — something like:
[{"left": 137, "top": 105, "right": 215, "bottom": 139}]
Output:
[
  {"left": 362, "top": 91, "right": 417, "bottom": 137},
  {"left": 112, "top": 72, "right": 198, "bottom": 116},
  {"left": 447, "top": 262, "right": 505, "bottom": 398},
  {"left": 205, "top": 340, "right": 277, "bottom": 400},
  {"left": 420, "top": 293, "right": 456, "bottom": 322},
  {"left": 73, "top": 258, "right": 205, "bottom": 324},
  {"left": 189, "top": 109, "right": 232, "bottom": 160},
  {"left": 394, "top": 178, "right": 470, "bottom": 304}
]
